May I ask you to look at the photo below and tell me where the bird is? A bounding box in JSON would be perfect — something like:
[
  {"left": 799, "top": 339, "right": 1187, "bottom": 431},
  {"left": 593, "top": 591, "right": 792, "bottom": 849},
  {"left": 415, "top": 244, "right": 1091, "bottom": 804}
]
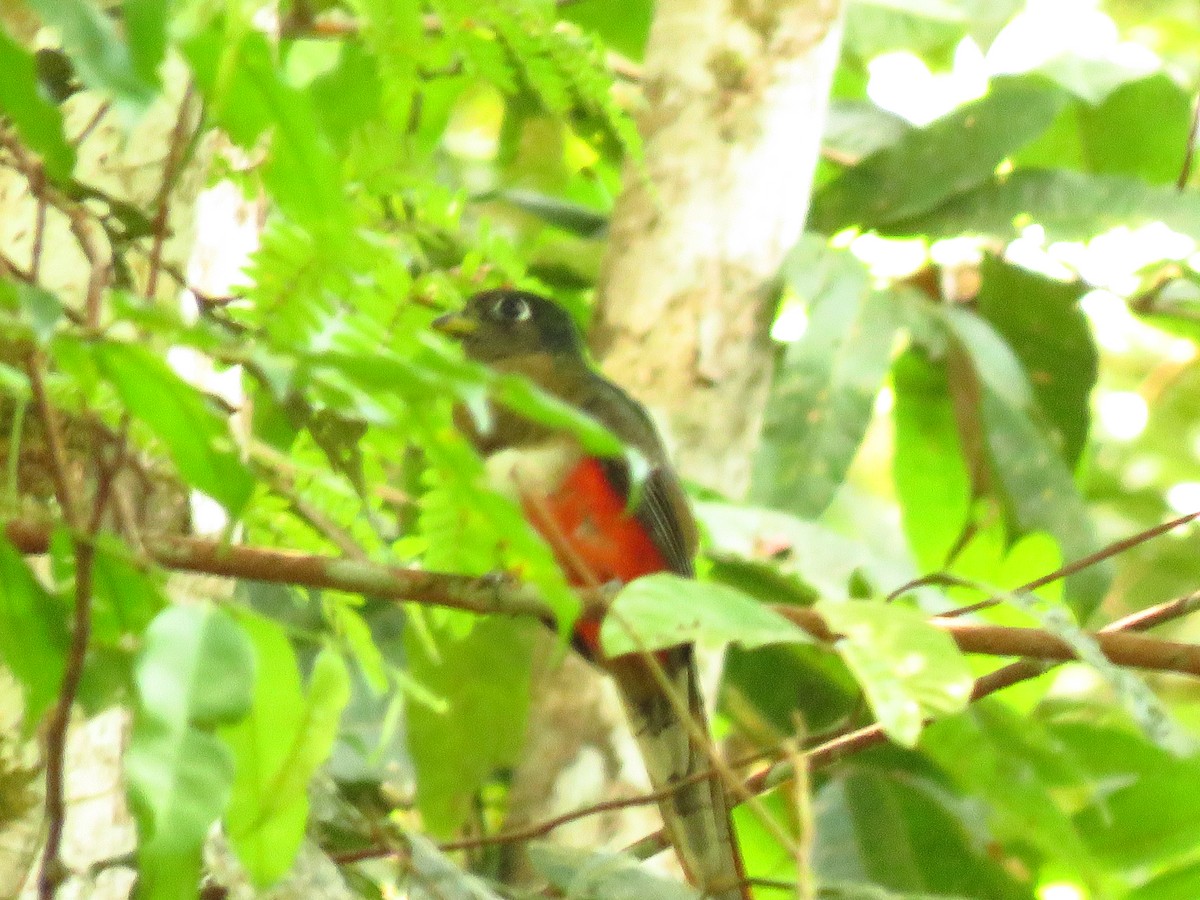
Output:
[{"left": 433, "top": 288, "right": 750, "bottom": 900}]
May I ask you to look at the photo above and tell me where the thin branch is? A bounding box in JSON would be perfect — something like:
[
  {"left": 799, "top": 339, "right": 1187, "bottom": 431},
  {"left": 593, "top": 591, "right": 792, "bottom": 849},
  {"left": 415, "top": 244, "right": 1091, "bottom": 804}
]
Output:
[
  {"left": 775, "top": 605, "right": 1200, "bottom": 676},
  {"left": 5, "top": 520, "right": 1200, "bottom": 678},
  {"left": 26, "top": 358, "right": 80, "bottom": 529},
  {"left": 70, "top": 101, "right": 111, "bottom": 147},
  {"left": 37, "top": 541, "right": 94, "bottom": 900},
  {"left": 332, "top": 748, "right": 772, "bottom": 864},
  {"left": 1178, "top": 91, "right": 1200, "bottom": 190},
  {"left": 934, "top": 509, "right": 1200, "bottom": 618},
  {"left": 28, "top": 353, "right": 91, "bottom": 900},
  {"left": 145, "top": 85, "right": 197, "bottom": 300}
]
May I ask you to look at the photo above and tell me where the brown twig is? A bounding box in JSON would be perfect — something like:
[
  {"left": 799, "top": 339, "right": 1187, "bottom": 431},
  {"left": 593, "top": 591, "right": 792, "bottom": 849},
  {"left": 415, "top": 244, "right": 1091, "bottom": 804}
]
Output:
[
  {"left": 1178, "top": 91, "right": 1200, "bottom": 190},
  {"left": 70, "top": 101, "right": 112, "bottom": 148},
  {"left": 5, "top": 520, "right": 1200, "bottom": 677},
  {"left": 332, "top": 748, "right": 772, "bottom": 864},
  {"left": 28, "top": 351, "right": 87, "bottom": 900},
  {"left": 145, "top": 85, "right": 197, "bottom": 300},
  {"left": 935, "top": 509, "right": 1200, "bottom": 618}
]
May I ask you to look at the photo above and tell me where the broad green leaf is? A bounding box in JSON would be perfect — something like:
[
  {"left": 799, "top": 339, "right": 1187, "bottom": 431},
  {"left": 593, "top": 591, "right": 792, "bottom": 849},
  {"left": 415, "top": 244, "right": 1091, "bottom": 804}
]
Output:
[
  {"left": 921, "top": 705, "right": 1094, "bottom": 874},
  {"left": 124, "top": 0, "right": 170, "bottom": 85},
  {"left": 1127, "top": 859, "right": 1200, "bottom": 900},
  {"left": 818, "top": 600, "right": 973, "bottom": 746},
  {"left": 975, "top": 256, "right": 1095, "bottom": 468},
  {"left": 813, "top": 770, "right": 1027, "bottom": 897},
  {"left": 751, "top": 238, "right": 902, "bottom": 516},
  {"left": 696, "top": 501, "right": 921, "bottom": 603},
  {"left": 600, "top": 573, "right": 811, "bottom": 657},
  {"left": 405, "top": 617, "right": 535, "bottom": 835},
  {"left": 1078, "top": 72, "right": 1194, "bottom": 184},
  {"left": 529, "top": 843, "right": 702, "bottom": 900},
  {"left": 133, "top": 605, "right": 255, "bottom": 728},
  {"left": 307, "top": 41, "right": 383, "bottom": 150},
  {"left": 182, "top": 27, "right": 350, "bottom": 229},
  {"left": 558, "top": 0, "right": 653, "bottom": 60},
  {"left": 810, "top": 77, "right": 1064, "bottom": 233},
  {"left": 126, "top": 606, "right": 254, "bottom": 900},
  {"left": 0, "top": 538, "right": 68, "bottom": 727},
  {"left": 127, "top": 724, "right": 237, "bottom": 898},
  {"left": 17, "top": 283, "right": 64, "bottom": 345},
  {"left": 891, "top": 169, "right": 1200, "bottom": 241},
  {"left": 222, "top": 616, "right": 351, "bottom": 886},
  {"left": 1053, "top": 722, "right": 1200, "bottom": 870},
  {"left": 91, "top": 341, "right": 254, "bottom": 515},
  {"left": 823, "top": 100, "right": 913, "bottom": 163},
  {"left": 26, "top": 0, "right": 157, "bottom": 112},
  {"left": 942, "top": 309, "right": 1107, "bottom": 616},
  {"left": 90, "top": 535, "right": 166, "bottom": 646},
  {"left": 891, "top": 349, "right": 971, "bottom": 571},
  {"left": 0, "top": 27, "right": 75, "bottom": 181},
  {"left": 404, "top": 832, "right": 508, "bottom": 899}
]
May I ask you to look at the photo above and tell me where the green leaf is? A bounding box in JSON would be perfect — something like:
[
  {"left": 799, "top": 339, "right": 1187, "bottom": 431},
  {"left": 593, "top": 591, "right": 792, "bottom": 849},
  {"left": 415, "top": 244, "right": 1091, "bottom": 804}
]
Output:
[
  {"left": 891, "top": 349, "right": 972, "bottom": 571},
  {"left": 222, "top": 616, "right": 351, "bottom": 886},
  {"left": 91, "top": 341, "right": 254, "bottom": 515},
  {"left": 133, "top": 606, "right": 255, "bottom": 727},
  {"left": 1054, "top": 721, "right": 1200, "bottom": 870},
  {"left": 17, "top": 283, "right": 64, "bottom": 345},
  {"left": 0, "top": 538, "right": 68, "bottom": 728},
  {"left": 1127, "top": 858, "right": 1200, "bottom": 900},
  {"left": 974, "top": 256, "right": 1095, "bottom": 469},
  {"left": 1077, "top": 73, "right": 1194, "bottom": 184},
  {"left": 600, "top": 573, "right": 811, "bottom": 657},
  {"left": 182, "top": 26, "right": 350, "bottom": 230},
  {"left": 813, "top": 769, "right": 1027, "bottom": 897},
  {"left": 696, "top": 501, "right": 921, "bottom": 603},
  {"left": 810, "top": 77, "right": 1064, "bottom": 234},
  {"left": 26, "top": 0, "right": 157, "bottom": 112},
  {"left": 891, "top": 169, "right": 1200, "bottom": 241},
  {"left": 529, "top": 843, "right": 702, "bottom": 900},
  {"left": 405, "top": 617, "right": 535, "bottom": 835},
  {"left": 818, "top": 600, "right": 973, "bottom": 746},
  {"left": 942, "top": 308, "right": 1107, "bottom": 616},
  {"left": 751, "top": 238, "right": 902, "bottom": 516},
  {"left": 558, "top": 0, "right": 653, "bottom": 60},
  {"left": 921, "top": 705, "right": 1094, "bottom": 875},
  {"left": 90, "top": 535, "right": 165, "bottom": 646},
  {"left": 123, "top": 0, "right": 170, "bottom": 85},
  {"left": 405, "top": 832, "right": 508, "bottom": 899},
  {"left": 126, "top": 605, "right": 254, "bottom": 900},
  {"left": 823, "top": 100, "right": 913, "bottom": 164},
  {"left": 0, "top": 26, "right": 75, "bottom": 181}
]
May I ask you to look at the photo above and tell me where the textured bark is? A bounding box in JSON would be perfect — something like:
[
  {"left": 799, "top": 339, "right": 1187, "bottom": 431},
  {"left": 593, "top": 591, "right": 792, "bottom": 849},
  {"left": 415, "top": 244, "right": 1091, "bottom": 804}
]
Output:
[
  {"left": 594, "top": 0, "right": 844, "bottom": 496},
  {"left": 503, "top": 0, "right": 845, "bottom": 883}
]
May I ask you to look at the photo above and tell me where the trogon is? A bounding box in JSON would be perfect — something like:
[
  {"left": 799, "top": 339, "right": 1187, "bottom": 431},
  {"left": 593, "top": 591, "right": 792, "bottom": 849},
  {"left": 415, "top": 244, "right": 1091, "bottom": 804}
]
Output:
[{"left": 434, "top": 289, "right": 749, "bottom": 900}]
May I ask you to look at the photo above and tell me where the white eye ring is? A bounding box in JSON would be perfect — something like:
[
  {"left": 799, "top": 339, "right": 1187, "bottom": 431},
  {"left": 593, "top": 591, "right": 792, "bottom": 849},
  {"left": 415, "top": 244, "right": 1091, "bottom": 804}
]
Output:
[{"left": 493, "top": 295, "right": 531, "bottom": 322}]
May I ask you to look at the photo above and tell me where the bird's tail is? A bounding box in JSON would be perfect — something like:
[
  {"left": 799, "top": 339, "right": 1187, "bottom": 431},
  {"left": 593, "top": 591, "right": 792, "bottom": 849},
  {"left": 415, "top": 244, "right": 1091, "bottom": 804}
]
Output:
[{"left": 608, "top": 646, "right": 750, "bottom": 900}]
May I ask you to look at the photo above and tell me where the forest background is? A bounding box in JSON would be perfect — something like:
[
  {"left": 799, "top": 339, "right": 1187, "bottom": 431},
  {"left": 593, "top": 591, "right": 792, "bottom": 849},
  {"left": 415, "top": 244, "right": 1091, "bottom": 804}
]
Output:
[{"left": 3, "top": 1, "right": 1200, "bottom": 899}]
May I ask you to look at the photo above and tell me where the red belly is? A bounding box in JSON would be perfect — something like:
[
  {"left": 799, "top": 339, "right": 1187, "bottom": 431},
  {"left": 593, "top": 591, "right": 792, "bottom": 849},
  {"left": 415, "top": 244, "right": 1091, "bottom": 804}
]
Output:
[{"left": 522, "top": 457, "right": 668, "bottom": 654}]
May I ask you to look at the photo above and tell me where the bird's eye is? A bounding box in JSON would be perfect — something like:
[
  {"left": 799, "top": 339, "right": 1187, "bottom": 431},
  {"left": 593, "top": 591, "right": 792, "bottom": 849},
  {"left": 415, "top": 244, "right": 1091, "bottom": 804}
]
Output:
[{"left": 492, "top": 294, "right": 531, "bottom": 323}]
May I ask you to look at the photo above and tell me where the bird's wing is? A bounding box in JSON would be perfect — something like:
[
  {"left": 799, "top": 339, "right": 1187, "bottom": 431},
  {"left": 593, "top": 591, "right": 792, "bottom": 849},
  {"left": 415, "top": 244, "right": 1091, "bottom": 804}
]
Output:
[{"left": 581, "top": 375, "right": 698, "bottom": 577}]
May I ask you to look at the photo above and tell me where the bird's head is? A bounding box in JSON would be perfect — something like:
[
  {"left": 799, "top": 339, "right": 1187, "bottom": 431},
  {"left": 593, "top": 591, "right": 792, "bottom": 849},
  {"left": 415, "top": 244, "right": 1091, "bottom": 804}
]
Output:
[{"left": 433, "top": 289, "right": 585, "bottom": 365}]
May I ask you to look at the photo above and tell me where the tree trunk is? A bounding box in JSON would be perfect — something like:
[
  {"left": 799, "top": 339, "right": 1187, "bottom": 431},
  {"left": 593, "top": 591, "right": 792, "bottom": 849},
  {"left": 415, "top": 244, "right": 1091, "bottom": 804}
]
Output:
[
  {"left": 594, "top": 0, "right": 844, "bottom": 495},
  {"left": 502, "top": 0, "right": 845, "bottom": 882}
]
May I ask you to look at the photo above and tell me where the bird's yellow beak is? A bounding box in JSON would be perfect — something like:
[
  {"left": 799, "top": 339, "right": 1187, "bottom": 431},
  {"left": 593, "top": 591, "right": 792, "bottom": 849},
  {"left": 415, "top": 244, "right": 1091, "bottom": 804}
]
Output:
[{"left": 432, "top": 311, "right": 479, "bottom": 338}]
